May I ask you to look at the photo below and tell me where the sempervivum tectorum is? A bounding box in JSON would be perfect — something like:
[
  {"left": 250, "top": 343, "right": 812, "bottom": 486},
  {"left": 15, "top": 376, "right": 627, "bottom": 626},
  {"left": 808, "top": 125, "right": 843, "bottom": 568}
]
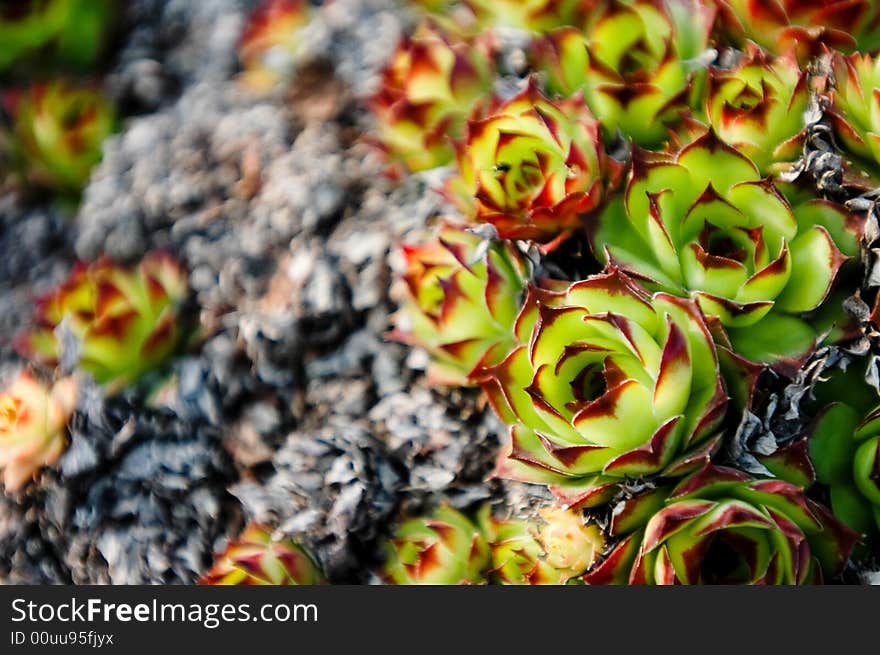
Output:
[
  {"left": 383, "top": 504, "right": 490, "bottom": 584},
  {"left": 16, "top": 251, "right": 189, "bottom": 392},
  {"left": 583, "top": 465, "right": 859, "bottom": 584},
  {"left": 238, "top": 0, "right": 313, "bottom": 91},
  {"left": 827, "top": 50, "right": 880, "bottom": 180},
  {"left": 0, "top": 0, "right": 114, "bottom": 72},
  {"left": 0, "top": 372, "right": 76, "bottom": 493},
  {"left": 390, "top": 223, "right": 529, "bottom": 386},
  {"left": 809, "top": 401, "right": 880, "bottom": 543},
  {"left": 591, "top": 131, "right": 859, "bottom": 364},
  {"left": 5, "top": 81, "right": 115, "bottom": 193},
  {"left": 200, "top": 523, "right": 324, "bottom": 585},
  {"left": 483, "top": 507, "right": 604, "bottom": 584},
  {"left": 483, "top": 268, "right": 727, "bottom": 508},
  {"left": 704, "top": 43, "right": 809, "bottom": 174},
  {"left": 714, "top": 0, "right": 880, "bottom": 61},
  {"left": 446, "top": 81, "right": 621, "bottom": 246},
  {"left": 533, "top": 0, "right": 715, "bottom": 147},
  {"left": 369, "top": 23, "right": 493, "bottom": 173}
]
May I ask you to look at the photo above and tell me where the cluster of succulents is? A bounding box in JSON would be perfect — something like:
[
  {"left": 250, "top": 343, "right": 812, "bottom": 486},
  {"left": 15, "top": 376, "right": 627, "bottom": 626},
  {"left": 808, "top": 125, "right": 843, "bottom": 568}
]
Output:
[{"left": 379, "top": 0, "right": 880, "bottom": 584}]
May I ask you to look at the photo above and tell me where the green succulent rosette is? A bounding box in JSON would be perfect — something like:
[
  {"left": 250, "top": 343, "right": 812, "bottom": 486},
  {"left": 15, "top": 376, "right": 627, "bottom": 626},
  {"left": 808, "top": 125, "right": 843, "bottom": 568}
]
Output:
[
  {"left": 591, "top": 131, "right": 858, "bottom": 364},
  {"left": 16, "top": 251, "right": 189, "bottom": 392},
  {"left": 809, "top": 402, "right": 880, "bottom": 542},
  {"left": 827, "top": 50, "right": 880, "bottom": 181},
  {"left": 383, "top": 505, "right": 490, "bottom": 584},
  {"left": 390, "top": 222, "right": 529, "bottom": 386},
  {"left": 704, "top": 43, "right": 809, "bottom": 174},
  {"left": 533, "top": 0, "right": 716, "bottom": 147},
  {"left": 582, "top": 465, "right": 859, "bottom": 584},
  {"left": 483, "top": 268, "right": 728, "bottom": 508},
  {"left": 447, "top": 81, "right": 621, "bottom": 246},
  {"left": 483, "top": 507, "right": 604, "bottom": 584},
  {"left": 0, "top": 0, "right": 115, "bottom": 73},
  {"left": 369, "top": 23, "right": 493, "bottom": 173},
  {"left": 6, "top": 81, "right": 115, "bottom": 193},
  {"left": 715, "top": 0, "right": 880, "bottom": 61},
  {"left": 200, "top": 523, "right": 324, "bottom": 585}
]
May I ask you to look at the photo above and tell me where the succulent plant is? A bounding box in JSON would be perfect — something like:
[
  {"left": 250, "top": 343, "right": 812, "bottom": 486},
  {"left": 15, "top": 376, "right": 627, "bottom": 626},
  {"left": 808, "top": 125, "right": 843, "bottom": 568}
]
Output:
[
  {"left": 591, "top": 131, "right": 859, "bottom": 364},
  {"left": 715, "top": 0, "right": 880, "bottom": 61},
  {"left": 17, "top": 251, "right": 189, "bottom": 392},
  {"left": 370, "top": 23, "right": 493, "bottom": 173},
  {"left": 5, "top": 81, "right": 115, "bottom": 193},
  {"left": 533, "top": 0, "right": 715, "bottom": 147},
  {"left": 0, "top": 372, "right": 76, "bottom": 493},
  {"left": 383, "top": 504, "right": 490, "bottom": 584},
  {"left": 390, "top": 222, "right": 529, "bottom": 386},
  {"left": 200, "top": 523, "right": 324, "bottom": 585},
  {"left": 809, "top": 401, "right": 880, "bottom": 541},
  {"left": 408, "top": 0, "right": 588, "bottom": 35},
  {"left": 484, "top": 507, "right": 604, "bottom": 584},
  {"left": 483, "top": 268, "right": 727, "bottom": 507},
  {"left": 0, "top": 0, "right": 115, "bottom": 73},
  {"left": 704, "top": 44, "right": 809, "bottom": 174},
  {"left": 583, "top": 464, "right": 859, "bottom": 584},
  {"left": 827, "top": 50, "right": 880, "bottom": 179},
  {"left": 238, "top": 0, "right": 313, "bottom": 91},
  {"left": 446, "top": 81, "right": 621, "bottom": 246}
]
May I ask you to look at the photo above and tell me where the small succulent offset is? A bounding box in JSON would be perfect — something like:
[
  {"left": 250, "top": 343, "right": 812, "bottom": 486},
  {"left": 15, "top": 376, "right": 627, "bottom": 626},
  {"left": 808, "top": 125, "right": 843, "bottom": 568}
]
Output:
[
  {"left": 238, "top": 0, "right": 313, "bottom": 91},
  {"left": 484, "top": 507, "right": 604, "bottom": 584},
  {"left": 200, "top": 523, "right": 324, "bottom": 585},
  {"left": 5, "top": 81, "right": 115, "bottom": 193},
  {"left": 447, "top": 81, "right": 621, "bottom": 246},
  {"left": 703, "top": 44, "right": 809, "bottom": 174},
  {"left": 370, "top": 24, "right": 493, "bottom": 173},
  {"left": 534, "top": 0, "right": 716, "bottom": 147},
  {"left": 827, "top": 50, "right": 880, "bottom": 180},
  {"left": 591, "top": 131, "right": 858, "bottom": 363},
  {"left": 809, "top": 402, "right": 880, "bottom": 541},
  {"left": 17, "top": 252, "right": 189, "bottom": 392},
  {"left": 383, "top": 505, "right": 490, "bottom": 584},
  {"left": 715, "top": 0, "right": 880, "bottom": 61},
  {"left": 391, "top": 223, "right": 529, "bottom": 386},
  {"left": 484, "top": 268, "right": 727, "bottom": 508},
  {"left": 0, "top": 0, "right": 115, "bottom": 72},
  {"left": 583, "top": 465, "right": 859, "bottom": 585},
  {"left": 0, "top": 372, "right": 76, "bottom": 494}
]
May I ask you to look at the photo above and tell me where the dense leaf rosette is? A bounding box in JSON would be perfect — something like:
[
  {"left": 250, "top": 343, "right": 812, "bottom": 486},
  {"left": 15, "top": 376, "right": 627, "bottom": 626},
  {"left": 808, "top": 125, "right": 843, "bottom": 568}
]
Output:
[
  {"left": 827, "top": 50, "right": 880, "bottom": 179},
  {"left": 6, "top": 81, "right": 115, "bottom": 193},
  {"left": 0, "top": 372, "right": 76, "bottom": 493},
  {"left": 592, "top": 131, "right": 857, "bottom": 363},
  {"left": 810, "top": 403, "right": 880, "bottom": 541},
  {"left": 447, "top": 81, "right": 619, "bottom": 245},
  {"left": 483, "top": 507, "right": 604, "bottom": 584},
  {"left": 370, "top": 24, "right": 493, "bottom": 172},
  {"left": 583, "top": 465, "right": 859, "bottom": 584},
  {"left": 17, "top": 251, "right": 189, "bottom": 392},
  {"left": 238, "top": 0, "right": 313, "bottom": 91},
  {"left": 534, "top": 0, "right": 715, "bottom": 146},
  {"left": 391, "top": 223, "right": 529, "bottom": 385},
  {"left": 0, "top": 0, "right": 114, "bottom": 72},
  {"left": 704, "top": 44, "right": 808, "bottom": 174},
  {"left": 200, "top": 523, "right": 324, "bottom": 585},
  {"left": 384, "top": 505, "right": 490, "bottom": 584},
  {"left": 484, "top": 268, "right": 727, "bottom": 507},
  {"left": 715, "top": 0, "right": 880, "bottom": 61}
]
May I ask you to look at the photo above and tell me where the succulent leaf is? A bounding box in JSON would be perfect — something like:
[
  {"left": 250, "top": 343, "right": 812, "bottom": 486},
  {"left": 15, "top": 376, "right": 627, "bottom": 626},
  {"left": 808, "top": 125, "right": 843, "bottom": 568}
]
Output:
[{"left": 200, "top": 523, "right": 324, "bottom": 585}]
